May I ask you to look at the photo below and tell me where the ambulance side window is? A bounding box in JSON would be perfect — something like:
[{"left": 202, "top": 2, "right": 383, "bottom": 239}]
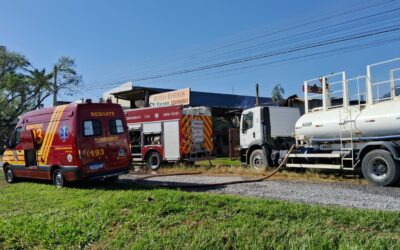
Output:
[
  {"left": 109, "top": 119, "right": 124, "bottom": 135},
  {"left": 83, "top": 120, "right": 102, "bottom": 137},
  {"left": 10, "top": 127, "right": 23, "bottom": 147}
]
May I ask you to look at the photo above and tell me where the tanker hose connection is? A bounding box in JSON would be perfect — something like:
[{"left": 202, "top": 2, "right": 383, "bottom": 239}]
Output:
[{"left": 134, "top": 145, "right": 296, "bottom": 188}]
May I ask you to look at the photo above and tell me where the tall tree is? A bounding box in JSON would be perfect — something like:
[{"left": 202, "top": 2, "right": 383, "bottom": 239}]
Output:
[
  {"left": 27, "top": 68, "right": 54, "bottom": 108},
  {"left": 0, "top": 49, "right": 81, "bottom": 149},
  {"left": 271, "top": 83, "right": 285, "bottom": 105},
  {"left": 0, "top": 48, "right": 31, "bottom": 147},
  {"left": 0, "top": 48, "right": 29, "bottom": 87},
  {"left": 52, "top": 57, "right": 81, "bottom": 105}
]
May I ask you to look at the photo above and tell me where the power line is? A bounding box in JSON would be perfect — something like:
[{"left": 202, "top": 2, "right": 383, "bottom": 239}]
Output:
[
  {"left": 126, "top": 1, "right": 400, "bottom": 81},
  {"left": 199, "top": 0, "right": 396, "bottom": 53},
  {"left": 83, "top": 1, "right": 400, "bottom": 89},
  {"left": 198, "top": 36, "right": 400, "bottom": 79},
  {"left": 187, "top": 7, "right": 400, "bottom": 65},
  {"left": 85, "top": 0, "right": 397, "bottom": 85},
  {"left": 123, "top": 26, "right": 400, "bottom": 82},
  {"left": 85, "top": 24, "right": 400, "bottom": 90},
  {"left": 81, "top": 34, "right": 400, "bottom": 92},
  {"left": 139, "top": 35, "right": 400, "bottom": 84},
  {"left": 83, "top": 24, "right": 400, "bottom": 91}
]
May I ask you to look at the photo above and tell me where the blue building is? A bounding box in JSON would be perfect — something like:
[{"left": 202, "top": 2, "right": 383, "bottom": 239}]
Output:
[{"left": 110, "top": 85, "right": 272, "bottom": 116}]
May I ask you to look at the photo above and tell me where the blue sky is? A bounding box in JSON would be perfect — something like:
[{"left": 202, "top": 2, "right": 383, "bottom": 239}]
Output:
[{"left": 1, "top": 0, "right": 400, "bottom": 105}]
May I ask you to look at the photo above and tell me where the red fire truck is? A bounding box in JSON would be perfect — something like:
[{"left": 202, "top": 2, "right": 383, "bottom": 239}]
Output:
[
  {"left": 125, "top": 105, "right": 213, "bottom": 169},
  {"left": 2, "top": 100, "right": 132, "bottom": 187}
]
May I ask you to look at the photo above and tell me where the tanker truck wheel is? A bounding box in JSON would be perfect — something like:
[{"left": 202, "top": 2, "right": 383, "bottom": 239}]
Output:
[
  {"left": 250, "top": 149, "right": 269, "bottom": 171},
  {"left": 361, "top": 149, "right": 400, "bottom": 186},
  {"left": 147, "top": 152, "right": 162, "bottom": 170}
]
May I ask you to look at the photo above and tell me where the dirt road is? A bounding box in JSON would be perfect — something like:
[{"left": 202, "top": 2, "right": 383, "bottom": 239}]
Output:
[{"left": 122, "top": 173, "right": 400, "bottom": 211}]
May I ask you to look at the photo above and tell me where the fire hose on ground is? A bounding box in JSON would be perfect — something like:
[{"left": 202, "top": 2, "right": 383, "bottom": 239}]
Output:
[{"left": 133, "top": 145, "right": 296, "bottom": 189}]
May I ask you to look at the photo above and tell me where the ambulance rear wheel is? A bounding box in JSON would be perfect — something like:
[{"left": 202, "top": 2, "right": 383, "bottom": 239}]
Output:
[
  {"left": 250, "top": 149, "right": 269, "bottom": 171},
  {"left": 53, "top": 169, "right": 65, "bottom": 188},
  {"left": 147, "top": 152, "right": 162, "bottom": 170},
  {"left": 4, "top": 167, "right": 16, "bottom": 183}
]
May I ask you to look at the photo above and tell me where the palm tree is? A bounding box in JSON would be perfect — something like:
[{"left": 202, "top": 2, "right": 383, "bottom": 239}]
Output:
[{"left": 272, "top": 83, "right": 285, "bottom": 105}]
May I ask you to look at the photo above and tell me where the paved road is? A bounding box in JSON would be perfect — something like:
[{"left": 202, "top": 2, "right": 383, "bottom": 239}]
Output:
[{"left": 122, "top": 174, "right": 400, "bottom": 211}]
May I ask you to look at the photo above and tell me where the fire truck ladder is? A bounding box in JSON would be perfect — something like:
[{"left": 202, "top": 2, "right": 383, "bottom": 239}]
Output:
[{"left": 339, "top": 108, "right": 355, "bottom": 170}]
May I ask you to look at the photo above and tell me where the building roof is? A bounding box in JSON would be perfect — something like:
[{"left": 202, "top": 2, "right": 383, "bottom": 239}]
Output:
[
  {"left": 190, "top": 90, "right": 271, "bottom": 109},
  {"left": 111, "top": 86, "right": 172, "bottom": 101},
  {"left": 112, "top": 86, "right": 272, "bottom": 109}
]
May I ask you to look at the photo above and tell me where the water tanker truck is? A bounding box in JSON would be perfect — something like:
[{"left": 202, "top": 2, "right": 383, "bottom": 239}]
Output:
[{"left": 240, "top": 58, "right": 400, "bottom": 186}]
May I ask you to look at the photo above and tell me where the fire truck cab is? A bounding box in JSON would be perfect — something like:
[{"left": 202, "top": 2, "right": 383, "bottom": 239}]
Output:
[{"left": 2, "top": 101, "right": 132, "bottom": 187}]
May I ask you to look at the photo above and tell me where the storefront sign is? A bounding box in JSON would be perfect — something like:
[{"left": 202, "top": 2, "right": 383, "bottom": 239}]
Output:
[{"left": 149, "top": 88, "right": 190, "bottom": 107}]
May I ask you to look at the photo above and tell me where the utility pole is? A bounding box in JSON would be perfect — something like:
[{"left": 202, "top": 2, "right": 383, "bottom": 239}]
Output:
[
  {"left": 255, "top": 83, "right": 260, "bottom": 107},
  {"left": 144, "top": 90, "right": 149, "bottom": 107},
  {"left": 52, "top": 65, "right": 58, "bottom": 106}
]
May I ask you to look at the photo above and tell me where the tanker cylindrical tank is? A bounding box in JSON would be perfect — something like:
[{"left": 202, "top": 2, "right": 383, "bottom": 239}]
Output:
[{"left": 295, "top": 99, "right": 400, "bottom": 141}]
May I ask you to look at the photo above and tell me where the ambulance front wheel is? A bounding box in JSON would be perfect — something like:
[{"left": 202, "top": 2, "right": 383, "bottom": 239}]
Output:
[
  {"left": 53, "top": 169, "right": 65, "bottom": 188},
  {"left": 4, "top": 166, "right": 16, "bottom": 183},
  {"left": 147, "top": 152, "right": 162, "bottom": 170}
]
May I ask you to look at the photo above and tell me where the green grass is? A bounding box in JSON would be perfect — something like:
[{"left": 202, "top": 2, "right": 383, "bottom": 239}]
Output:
[{"left": 1, "top": 172, "right": 400, "bottom": 249}]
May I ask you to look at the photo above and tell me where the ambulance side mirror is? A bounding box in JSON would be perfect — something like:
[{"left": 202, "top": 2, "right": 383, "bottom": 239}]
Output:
[
  {"left": 7, "top": 135, "right": 16, "bottom": 149},
  {"left": 7, "top": 141, "right": 13, "bottom": 149}
]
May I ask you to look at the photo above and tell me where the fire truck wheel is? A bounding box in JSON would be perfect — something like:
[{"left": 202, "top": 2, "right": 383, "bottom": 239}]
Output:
[
  {"left": 4, "top": 167, "right": 16, "bottom": 183},
  {"left": 362, "top": 149, "right": 400, "bottom": 186},
  {"left": 250, "top": 149, "right": 269, "bottom": 171},
  {"left": 147, "top": 152, "right": 162, "bottom": 170},
  {"left": 53, "top": 169, "right": 65, "bottom": 188}
]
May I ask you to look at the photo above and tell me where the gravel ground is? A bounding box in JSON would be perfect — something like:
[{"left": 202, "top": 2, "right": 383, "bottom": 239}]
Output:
[{"left": 122, "top": 173, "right": 400, "bottom": 211}]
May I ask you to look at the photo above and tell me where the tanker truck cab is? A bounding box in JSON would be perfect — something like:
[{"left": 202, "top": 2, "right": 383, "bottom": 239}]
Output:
[
  {"left": 2, "top": 101, "right": 131, "bottom": 187},
  {"left": 240, "top": 108, "right": 262, "bottom": 149},
  {"left": 288, "top": 58, "right": 400, "bottom": 186},
  {"left": 240, "top": 106, "right": 300, "bottom": 170}
]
